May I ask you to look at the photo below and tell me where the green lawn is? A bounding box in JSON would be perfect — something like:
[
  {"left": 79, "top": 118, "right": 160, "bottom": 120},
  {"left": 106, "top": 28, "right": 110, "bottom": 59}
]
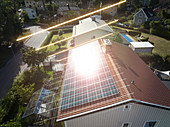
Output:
[
  {"left": 111, "top": 25, "right": 170, "bottom": 57},
  {"left": 47, "top": 33, "right": 72, "bottom": 53},
  {"left": 140, "top": 33, "right": 170, "bottom": 57}
]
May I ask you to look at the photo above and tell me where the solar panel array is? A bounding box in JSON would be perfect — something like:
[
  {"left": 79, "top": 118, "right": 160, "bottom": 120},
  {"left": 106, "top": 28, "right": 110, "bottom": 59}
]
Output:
[{"left": 60, "top": 40, "right": 119, "bottom": 111}]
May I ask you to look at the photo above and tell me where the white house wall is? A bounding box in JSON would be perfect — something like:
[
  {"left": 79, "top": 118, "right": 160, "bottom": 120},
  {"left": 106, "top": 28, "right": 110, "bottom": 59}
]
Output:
[
  {"left": 133, "top": 10, "right": 148, "bottom": 25},
  {"left": 74, "top": 29, "right": 110, "bottom": 45},
  {"left": 135, "top": 48, "right": 153, "bottom": 53},
  {"left": 65, "top": 103, "right": 170, "bottom": 127}
]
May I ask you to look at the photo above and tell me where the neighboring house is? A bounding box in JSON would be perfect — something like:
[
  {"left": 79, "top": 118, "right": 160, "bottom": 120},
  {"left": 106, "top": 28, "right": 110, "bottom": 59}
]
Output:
[
  {"left": 129, "top": 42, "right": 154, "bottom": 53},
  {"left": 143, "top": 0, "right": 151, "bottom": 6},
  {"left": 133, "top": 8, "right": 155, "bottom": 26},
  {"left": 25, "top": 0, "right": 45, "bottom": 10},
  {"left": 72, "top": 16, "right": 113, "bottom": 45},
  {"left": 102, "top": 5, "right": 118, "bottom": 17},
  {"left": 56, "top": 39, "right": 170, "bottom": 127},
  {"left": 19, "top": 8, "right": 37, "bottom": 19},
  {"left": 55, "top": 1, "right": 80, "bottom": 16}
]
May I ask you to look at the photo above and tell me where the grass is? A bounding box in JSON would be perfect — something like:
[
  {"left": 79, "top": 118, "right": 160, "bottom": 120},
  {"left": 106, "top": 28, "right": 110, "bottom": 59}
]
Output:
[
  {"left": 108, "top": 32, "right": 129, "bottom": 45},
  {"left": 141, "top": 33, "right": 170, "bottom": 57},
  {"left": 111, "top": 25, "right": 170, "bottom": 57},
  {"left": 46, "top": 33, "right": 72, "bottom": 53}
]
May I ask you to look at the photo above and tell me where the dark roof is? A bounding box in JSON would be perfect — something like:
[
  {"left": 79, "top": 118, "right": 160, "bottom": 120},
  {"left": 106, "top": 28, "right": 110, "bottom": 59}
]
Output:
[
  {"left": 110, "top": 41, "right": 170, "bottom": 108},
  {"left": 143, "top": 8, "right": 155, "bottom": 18},
  {"left": 57, "top": 39, "right": 170, "bottom": 121}
]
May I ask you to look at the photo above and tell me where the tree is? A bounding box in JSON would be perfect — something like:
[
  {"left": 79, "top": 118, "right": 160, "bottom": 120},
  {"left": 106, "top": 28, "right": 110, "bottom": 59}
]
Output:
[
  {"left": 21, "top": 47, "right": 48, "bottom": 68},
  {"left": 0, "top": 0, "right": 22, "bottom": 46},
  {"left": 21, "top": 10, "right": 29, "bottom": 22},
  {"left": 53, "top": 36, "right": 66, "bottom": 49},
  {"left": 58, "top": 29, "right": 64, "bottom": 36},
  {"left": 65, "top": 10, "right": 79, "bottom": 20},
  {"left": 141, "top": 21, "right": 150, "bottom": 30},
  {"left": 149, "top": 0, "right": 159, "bottom": 7}
]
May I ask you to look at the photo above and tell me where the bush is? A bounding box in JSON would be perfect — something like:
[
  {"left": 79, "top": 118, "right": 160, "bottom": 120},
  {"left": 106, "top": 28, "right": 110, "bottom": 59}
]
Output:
[
  {"left": 140, "top": 37, "right": 149, "bottom": 41},
  {"left": 119, "top": 16, "right": 127, "bottom": 23},
  {"left": 102, "top": 12, "right": 113, "bottom": 20},
  {"left": 167, "top": 25, "right": 170, "bottom": 31},
  {"left": 128, "top": 31, "right": 141, "bottom": 36},
  {"left": 137, "top": 28, "right": 150, "bottom": 33},
  {"left": 164, "top": 19, "right": 170, "bottom": 25},
  {"left": 41, "top": 30, "right": 58, "bottom": 47},
  {"left": 141, "top": 21, "right": 150, "bottom": 30},
  {"left": 150, "top": 21, "right": 170, "bottom": 39},
  {"left": 150, "top": 27, "right": 170, "bottom": 39},
  {"left": 138, "top": 53, "right": 170, "bottom": 70},
  {"left": 41, "top": 29, "right": 72, "bottom": 47}
]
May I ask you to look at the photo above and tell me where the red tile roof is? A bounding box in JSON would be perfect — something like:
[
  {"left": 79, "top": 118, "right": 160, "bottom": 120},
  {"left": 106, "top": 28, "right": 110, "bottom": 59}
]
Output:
[{"left": 57, "top": 39, "right": 170, "bottom": 121}]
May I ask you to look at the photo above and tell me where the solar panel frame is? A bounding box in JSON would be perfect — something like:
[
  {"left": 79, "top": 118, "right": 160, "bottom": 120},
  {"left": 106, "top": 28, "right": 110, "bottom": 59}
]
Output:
[{"left": 60, "top": 40, "right": 119, "bottom": 111}]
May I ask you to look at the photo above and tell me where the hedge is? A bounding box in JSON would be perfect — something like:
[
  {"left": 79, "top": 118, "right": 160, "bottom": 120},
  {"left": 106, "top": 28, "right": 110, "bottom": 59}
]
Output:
[{"left": 41, "top": 28, "right": 73, "bottom": 47}]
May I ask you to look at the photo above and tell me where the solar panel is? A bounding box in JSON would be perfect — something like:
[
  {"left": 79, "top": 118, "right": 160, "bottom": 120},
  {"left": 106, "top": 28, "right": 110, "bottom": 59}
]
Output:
[{"left": 60, "top": 40, "right": 119, "bottom": 111}]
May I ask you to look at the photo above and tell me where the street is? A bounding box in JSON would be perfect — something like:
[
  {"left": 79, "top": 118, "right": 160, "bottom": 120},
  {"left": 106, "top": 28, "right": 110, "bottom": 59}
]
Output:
[{"left": 0, "top": 26, "right": 49, "bottom": 99}]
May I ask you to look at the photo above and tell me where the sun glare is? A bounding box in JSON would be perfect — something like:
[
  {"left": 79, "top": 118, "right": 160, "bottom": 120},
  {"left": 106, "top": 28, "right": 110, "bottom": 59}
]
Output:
[{"left": 71, "top": 42, "right": 100, "bottom": 75}]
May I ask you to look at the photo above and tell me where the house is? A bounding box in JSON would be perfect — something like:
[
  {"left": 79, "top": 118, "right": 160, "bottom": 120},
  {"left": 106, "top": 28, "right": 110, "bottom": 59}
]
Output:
[
  {"left": 72, "top": 16, "right": 113, "bottom": 45},
  {"left": 24, "top": 0, "right": 45, "bottom": 10},
  {"left": 102, "top": 5, "right": 118, "bottom": 17},
  {"left": 55, "top": 1, "right": 80, "bottom": 16},
  {"left": 23, "top": 37, "right": 170, "bottom": 126},
  {"left": 133, "top": 8, "right": 155, "bottom": 26},
  {"left": 143, "top": 0, "right": 151, "bottom": 6},
  {"left": 18, "top": 8, "right": 37, "bottom": 19},
  {"left": 56, "top": 39, "right": 170, "bottom": 127},
  {"left": 129, "top": 42, "right": 154, "bottom": 53}
]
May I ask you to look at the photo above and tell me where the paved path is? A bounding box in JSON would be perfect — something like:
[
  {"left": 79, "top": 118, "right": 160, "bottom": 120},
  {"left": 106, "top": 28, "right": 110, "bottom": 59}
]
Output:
[{"left": 0, "top": 26, "right": 49, "bottom": 99}]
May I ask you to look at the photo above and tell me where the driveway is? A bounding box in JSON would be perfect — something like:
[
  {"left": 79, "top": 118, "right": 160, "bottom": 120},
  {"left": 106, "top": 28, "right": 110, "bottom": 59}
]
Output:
[{"left": 0, "top": 26, "right": 49, "bottom": 99}]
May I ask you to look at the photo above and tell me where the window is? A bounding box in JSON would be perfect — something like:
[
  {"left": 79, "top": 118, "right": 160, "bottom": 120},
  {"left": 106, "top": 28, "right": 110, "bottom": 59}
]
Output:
[
  {"left": 122, "top": 122, "right": 131, "bottom": 127},
  {"left": 138, "top": 19, "right": 142, "bottom": 24},
  {"left": 139, "top": 13, "right": 143, "bottom": 17},
  {"left": 144, "top": 121, "right": 158, "bottom": 127},
  {"left": 91, "top": 36, "right": 95, "bottom": 39},
  {"left": 123, "top": 104, "right": 131, "bottom": 111}
]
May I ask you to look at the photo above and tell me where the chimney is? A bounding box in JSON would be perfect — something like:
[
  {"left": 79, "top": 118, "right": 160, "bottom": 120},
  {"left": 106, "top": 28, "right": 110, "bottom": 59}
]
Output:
[{"left": 91, "top": 16, "right": 96, "bottom": 22}]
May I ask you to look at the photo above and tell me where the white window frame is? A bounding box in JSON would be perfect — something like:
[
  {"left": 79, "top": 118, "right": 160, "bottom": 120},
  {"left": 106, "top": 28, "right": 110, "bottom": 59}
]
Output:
[
  {"left": 122, "top": 122, "right": 132, "bottom": 127},
  {"left": 143, "top": 120, "right": 160, "bottom": 127}
]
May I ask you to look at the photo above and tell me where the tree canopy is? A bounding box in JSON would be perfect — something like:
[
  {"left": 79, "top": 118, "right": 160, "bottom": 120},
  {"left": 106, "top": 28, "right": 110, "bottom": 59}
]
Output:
[
  {"left": 0, "top": 0, "right": 23, "bottom": 46},
  {"left": 21, "top": 47, "right": 48, "bottom": 68}
]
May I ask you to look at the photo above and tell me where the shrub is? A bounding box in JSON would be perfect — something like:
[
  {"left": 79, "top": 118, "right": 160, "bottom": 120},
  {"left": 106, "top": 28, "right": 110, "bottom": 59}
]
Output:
[
  {"left": 150, "top": 27, "right": 170, "bottom": 39},
  {"left": 41, "top": 30, "right": 58, "bottom": 47},
  {"left": 167, "top": 25, "right": 170, "bottom": 31},
  {"left": 101, "top": 12, "right": 113, "bottom": 20},
  {"left": 150, "top": 21, "right": 170, "bottom": 39},
  {"left": 119, "top": 16, "right": 127, "bottom": 23},
  {"left": 140, "top": 37, "right": 149, "bottom": 41},
  {"left": 141, "top": 21, "right": 150, "bottom": 30},
  {"left": 164, "top": 19, "right": 170, "bottom": 25},
  {"left": 128, "top": 31, "right": 141, "bottom": 36},
  {"left": 137, "top": 28, "right": 150, "bottom": 33}
]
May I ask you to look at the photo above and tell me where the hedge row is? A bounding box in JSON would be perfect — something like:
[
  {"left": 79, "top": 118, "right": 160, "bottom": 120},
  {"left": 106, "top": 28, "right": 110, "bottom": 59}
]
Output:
[{"left": 41, "top": 28, "right": 73, "bottom": 47}]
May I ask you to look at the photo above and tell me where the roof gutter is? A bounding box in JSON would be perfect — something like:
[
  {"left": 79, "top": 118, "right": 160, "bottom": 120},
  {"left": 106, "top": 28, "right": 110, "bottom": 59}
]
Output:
[{"left": 57, "top": 99, "right": 170, "bottom": 122}]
